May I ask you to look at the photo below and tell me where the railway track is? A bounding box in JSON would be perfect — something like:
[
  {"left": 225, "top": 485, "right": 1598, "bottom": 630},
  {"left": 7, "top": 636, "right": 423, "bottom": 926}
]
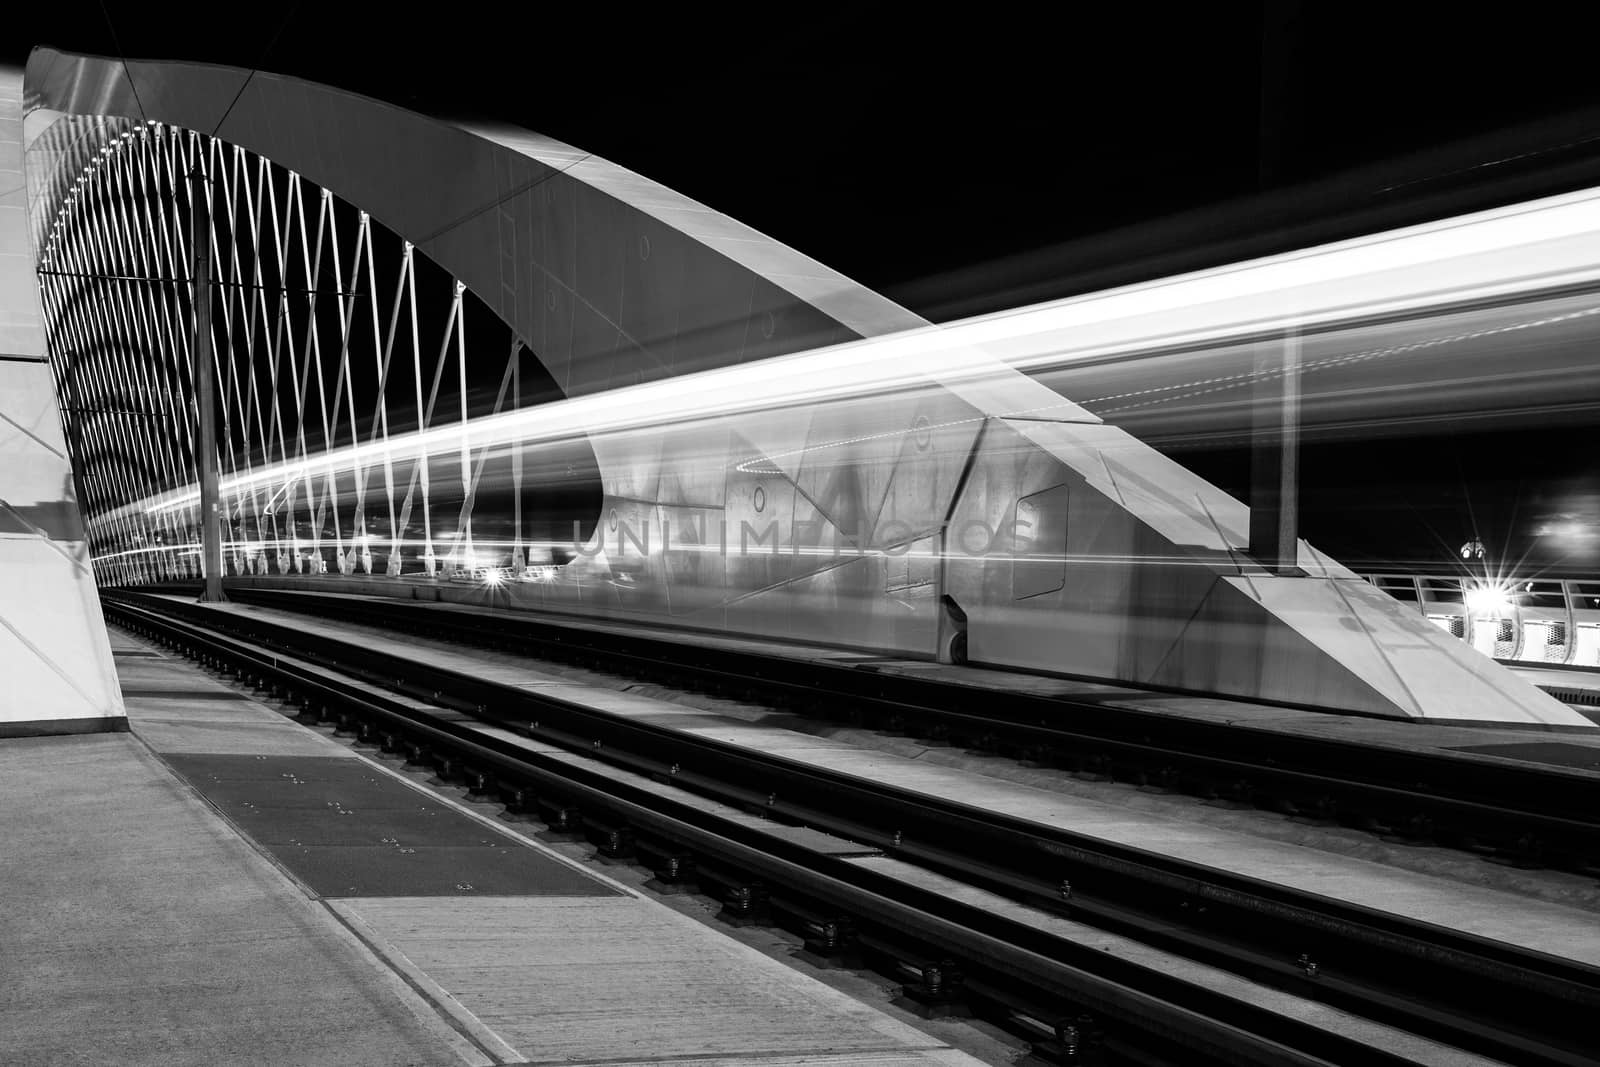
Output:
[
  {"left": 166, "top": 583, "right": 1600, "bottom": 876},
  {"left": 104, "top": 589, "right": 1600, "bottom": 1067}
]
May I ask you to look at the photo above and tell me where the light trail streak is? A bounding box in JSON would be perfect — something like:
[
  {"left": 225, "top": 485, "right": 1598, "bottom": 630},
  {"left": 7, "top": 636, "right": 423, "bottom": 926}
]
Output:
[
  {"left": 93, "top": 182, "right": 1600, "bottom": 535},
  {"left": 92, "top": 536, "right": 1217, "bottom": 571}
]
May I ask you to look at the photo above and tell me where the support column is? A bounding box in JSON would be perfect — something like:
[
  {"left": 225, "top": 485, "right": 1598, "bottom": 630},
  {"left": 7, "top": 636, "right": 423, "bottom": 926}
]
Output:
[
  {"left": 512, "top": 346, "right": 524, "bottom": 574},
  {"left": 190, "top": 164, "right": 227, "bottom": 603},
  {"left": 1248, "top": 330, "right": 1303, "bottom": 575}
]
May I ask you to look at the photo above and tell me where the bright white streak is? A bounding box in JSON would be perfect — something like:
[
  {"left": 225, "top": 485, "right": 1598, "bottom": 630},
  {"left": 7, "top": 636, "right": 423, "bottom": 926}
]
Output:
[{"left": 113, "top": 182, "right": 1600, "bottom": 527}]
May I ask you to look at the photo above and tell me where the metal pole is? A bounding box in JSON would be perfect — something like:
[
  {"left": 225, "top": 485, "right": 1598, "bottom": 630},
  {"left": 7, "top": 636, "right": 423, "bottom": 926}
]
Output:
[
  {"left": 190, "top": 164, "right": 227, "bottom": 602},
  {"left": 1248, "top": 330, "right": 1303, "bottom": 575}
]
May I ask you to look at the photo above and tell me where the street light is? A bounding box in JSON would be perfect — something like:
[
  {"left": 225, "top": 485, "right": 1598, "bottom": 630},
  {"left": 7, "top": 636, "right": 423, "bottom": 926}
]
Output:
[{"left": 1465, "top": 584, "right": 1512, "bottom": 617}]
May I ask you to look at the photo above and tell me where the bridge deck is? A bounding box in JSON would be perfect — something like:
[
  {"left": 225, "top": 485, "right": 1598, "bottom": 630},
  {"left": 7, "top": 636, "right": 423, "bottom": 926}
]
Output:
[
  {"left": 0, "top": 625, "right": 980, "bottom": 1066},
  {"left": 198, "top": 592, "right": 1600, "bottom": 972}
]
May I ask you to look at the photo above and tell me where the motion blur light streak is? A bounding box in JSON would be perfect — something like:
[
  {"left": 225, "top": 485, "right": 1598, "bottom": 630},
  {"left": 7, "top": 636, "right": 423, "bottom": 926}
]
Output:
[
  {"left": 961, "top": 183, "right": 1600, "bottom": 368},
  {"left": 103, "top": 182, "right": 1600, "bottom": 534}
]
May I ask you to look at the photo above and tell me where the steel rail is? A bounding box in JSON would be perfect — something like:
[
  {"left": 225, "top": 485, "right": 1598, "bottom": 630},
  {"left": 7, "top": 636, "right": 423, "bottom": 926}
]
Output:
[
  {"left": 102, "top": 595, "right": 1351, "bottom": 1067},
  {"left": 104, "top": 590, "right": 1600, "bottom": 1066},
  {"left": 207, "top": 584, "right": 1600, "bottom": 874}
]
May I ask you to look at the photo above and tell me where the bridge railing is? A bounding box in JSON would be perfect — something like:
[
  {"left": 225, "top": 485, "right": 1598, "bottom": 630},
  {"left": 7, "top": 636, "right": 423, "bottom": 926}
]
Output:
[{"left": 1360, "top": 573, "right": 1600, "bottom": 666}]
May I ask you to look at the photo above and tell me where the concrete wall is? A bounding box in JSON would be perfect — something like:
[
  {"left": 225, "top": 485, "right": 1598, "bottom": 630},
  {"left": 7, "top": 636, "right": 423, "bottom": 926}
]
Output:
[{"left": 0, "top": 68, "right": 124, "bottom": 737}]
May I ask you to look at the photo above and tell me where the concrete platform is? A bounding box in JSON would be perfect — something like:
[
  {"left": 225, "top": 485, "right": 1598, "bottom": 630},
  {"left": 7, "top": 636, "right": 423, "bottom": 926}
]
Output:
[
  {"left": 0, "top": 743, "right": 472, "bottom": 1066},
  {"left": 196, "top": 594, "right": 1600, "bottom": 976},
  {"left": 226, "top": 583, "right": 1600, "bottom": 763},
  {"left": 1508, "top": 665, "right": 1600, "bottom": 690},
  {"left": 1, "top": 625, "right": 982, "bottom": 1066}
]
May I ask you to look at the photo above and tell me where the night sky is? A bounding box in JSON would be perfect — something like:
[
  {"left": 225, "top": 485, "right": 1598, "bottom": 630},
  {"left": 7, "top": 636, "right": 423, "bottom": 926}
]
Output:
[
  {"left": 11, "top": 4, "right": 1600, "bottom": 573},
  {"left": 13, "top": 5, "right": 1600, "bottom": 308}
]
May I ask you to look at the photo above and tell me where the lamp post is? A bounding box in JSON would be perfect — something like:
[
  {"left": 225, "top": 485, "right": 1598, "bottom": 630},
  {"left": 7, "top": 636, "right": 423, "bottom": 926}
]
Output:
[
  {"left": 1248, "top": 330, "right": 1304, "bottom": 575},
  {"left": 189, "top": 163, "right": 227, "bottom": 603}
]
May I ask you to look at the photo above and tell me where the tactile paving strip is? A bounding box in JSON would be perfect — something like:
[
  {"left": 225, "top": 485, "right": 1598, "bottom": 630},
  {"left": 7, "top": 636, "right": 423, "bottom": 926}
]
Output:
[{"left": 165, "top": 754, "right": 618, "bottom": 898}]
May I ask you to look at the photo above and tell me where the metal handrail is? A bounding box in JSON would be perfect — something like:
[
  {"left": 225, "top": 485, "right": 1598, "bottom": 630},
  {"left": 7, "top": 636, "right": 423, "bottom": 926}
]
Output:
[{"left": 1360, "top": 572, "right": 1599, "bottom": 665}]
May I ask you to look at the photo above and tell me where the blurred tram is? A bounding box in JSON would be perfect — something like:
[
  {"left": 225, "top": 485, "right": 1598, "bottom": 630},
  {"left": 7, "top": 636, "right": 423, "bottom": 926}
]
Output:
[
  {"left": 76, "top": 99, "right": 1600, "bottom": 723},
  {"left": 1010, "top": 185, "right": 1600, "bottom": 678}
]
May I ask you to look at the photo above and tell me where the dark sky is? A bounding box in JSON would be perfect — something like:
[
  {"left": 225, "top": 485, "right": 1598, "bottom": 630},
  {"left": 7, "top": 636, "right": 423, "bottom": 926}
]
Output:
[{"left": 12, "top": 4, "right": 1600, "bottom": 318}]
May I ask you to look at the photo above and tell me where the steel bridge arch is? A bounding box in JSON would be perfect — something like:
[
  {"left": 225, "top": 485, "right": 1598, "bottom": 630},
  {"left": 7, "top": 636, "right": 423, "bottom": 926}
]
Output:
[{"left": 24, "top": 45, "right": 925, "bottom": 400}]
